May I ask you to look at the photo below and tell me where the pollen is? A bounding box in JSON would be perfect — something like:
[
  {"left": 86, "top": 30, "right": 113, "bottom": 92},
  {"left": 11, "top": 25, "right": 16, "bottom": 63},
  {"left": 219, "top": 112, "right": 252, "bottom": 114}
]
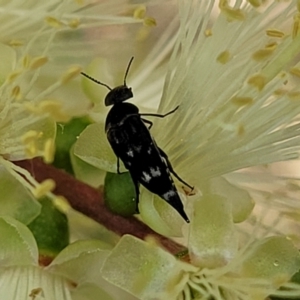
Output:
[
  {"left": 289, "top": 67, "right": 300, "bottom": 78},
  {"left": 60, "top": 66, "right": 82, "bottom": 84},
  {"left": 68, "top": 18, "right": 80, "bottom": 29},
  {"left": 43, "top": 138, "right": 55, "bottom": 163},
  {"left": 231, "top": 96, "right": 254, "bottom": 106},
  {"left": 8, "top": 39, "right": 24, "bottom": 47},
  {"left": 39, "top": 100, "right": 71, "bottom": 122},
  {"left": 33, "top": 179, "right": 56, "bottom": 198},
  {"left": 237, "top": 124, "right": 245, "bottom": 136},
  {"left": 22, "top": 130, "right": 43, "bottom": 158},
  {"left": 24, "top": 142, "right": 38, "bottom": 157},
  {"left": 22, "top": 55, "right": 31, "bottom": 69},
  {"left": 252, "top": 47, "right": 275, "bottom": 61},
  {"left": 204, "top": 29, "right": 212, "bottom": 37},
  {"left": 21, "top": 130, "right": 43, "bottom": 144},
  {"left": 11, "top": 85, "right": 21, "bottom": 100},
  {"left": 293, "top": 13, "right": 300, "bottom": 38},
  {"left": 287, "top": 91, "right": 300, "bottom": 100},
  {"left": 29, "top": 56, "right": 48, "bottom": 70},
  {"left": 53, "top": 196, "right": 71, "bottom": 214},
  {"left": 247, "top": 74, "right": 266, "bottom": 91},
  {"left": 143, "top": 17, "right": 157, "bottom": 27},
  {"left": 266, "top": 29, "right": 285, "bottom": 38},
  {"left": 219, "top": 1, "right": 245, "bottom": 22},
  {"left": 217, "top": 50, "right": 231, "bottom": 64},
  {"left": 7, "top": 70, "right": 22, "bottom": 82},
  {"left": 133, "top": 6, "right": 146, "bottom": 19},
  {"left": 45, "top": 16, "right": 63, "bottom": 28},
  {"left": 247, "top": 0, "right": 262, "bottom": 7}
]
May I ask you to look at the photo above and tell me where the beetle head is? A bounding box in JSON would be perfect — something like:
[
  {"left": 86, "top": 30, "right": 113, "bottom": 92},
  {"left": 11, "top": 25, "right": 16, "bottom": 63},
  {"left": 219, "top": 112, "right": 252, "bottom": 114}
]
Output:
[
  {"left": 81, "top": 57, "right": 135, "bottom": 107},
  {"left": 104, "top": 85, "right": 133, "bottom": 106}
]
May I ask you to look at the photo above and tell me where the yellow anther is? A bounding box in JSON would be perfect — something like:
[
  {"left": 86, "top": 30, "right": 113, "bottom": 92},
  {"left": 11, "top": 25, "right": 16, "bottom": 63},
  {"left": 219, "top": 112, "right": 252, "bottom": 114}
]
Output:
[
  {"left": 7, "top": 70, "right": 22, "bottom": 82},
  {"left": 45, "top": 16, "right": 63, "bottom": 28},
  {"left": 273, "top": 88, "right": 287, "bottom": 96},
  {"left": 25, "top": 142, "right": 38, "bottom": 157},
  {"left": 39, "top": 100, "right": 71, "bottom": 122},
  {"left": 143, "top": 17, "right": 157, "bottom": 27},
  {"left": 231, "top": 96, "right": 254, "bottom": 106},
  {"left": 29, "top": 287, "right": 44, "bottom": 300},
  {"left": 29, "top": 56, "right": 48, "bottom": 70},
  {"left": 293, "top": 13, "right": 300, "bottom": 38},
  {"left": 289, "top": 67, "right": 300, "bottom": 78},
  {"left": 252, "top": 48, "right": 275, "bottom": 61},
  {"left": 266, "top": 29, "right": 285, "bottom": 38},
  {"left": 265, "top": 42, "right": 277, "bottom": 50},
  {"left": 133, "top": 6, "right": 146, "bottom": 19},
  {"left": 237, "top": 124, "right": 245, "bottom": 136},
  {"left": 22, "top": 130, "right": 43, "bottom": 144},
  {"left": 247, "top": 0, "right": 262, "bottom": 7},
  {"left": 53, "top": 196, "right": 71, "bottom": 214},
  {"left": 219, "top": 1, "right": 245, "bottom": 22},
  {"left": 24, "top": 103, "right": 39, "bottom": 114},
  {"left": 288, "top": 91, "right": 300, "bottom": 100},
  {"left": 43, "top": 138, "right": 55, "bottom": 164},
  {"left": 60, "top": 66, "right": 82, "bottom": 84},
  {"left": 204, "top": 29, "right": 213, "bottom": 37},
  {"left": 11, "top": 85, "right": 21, "bottom": 100},
  {"left": 247, "top": 74, "right": 266, "bottom": 91},
  {"left": 74, "top": 0, "right": 84, "bottom": 5},
  {"left": 22, "top": 55, "right": 31, "bottom": 69},
  {"left": 33, "top": 179, "right": 56, "bottom": 198},
  {"left": 68, "top": 18, "right": 80, "bottom": 29},
  {"left": 9, "top": 39, "right": 24, "bottom": 47},
  {"left": 217, "top": 50, "right": 231, "bottom": 64},
  {"left": 136, "top": 27, "right": 151, "bottom": 41}
]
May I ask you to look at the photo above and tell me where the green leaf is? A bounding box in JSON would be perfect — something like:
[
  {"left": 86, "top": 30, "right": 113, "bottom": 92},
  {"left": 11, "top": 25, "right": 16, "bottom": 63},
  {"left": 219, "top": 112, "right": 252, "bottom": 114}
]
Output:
[
  {"left": 101, "top": 235, "right": 191, "bottom": 300},
  {"left": 241, "top": 236, "right": 300, "bottom": 280},
  {"left": 0, "top": 216, "right": 38, "bottom": 266},
  {"left": 70, "top": 144, "right": 105, "bottom": 188},
  {"left": 0, "top": 166, "right": 41, "bottom": 224},
  {"left": 74, "top": 122, "right": 126, "bottom": 173},
  {"left": 139, "top": 188, "right": 184, "bottom": 237},
  {"left": 188, "top": 193, "right": 238, "bottom": 268}
]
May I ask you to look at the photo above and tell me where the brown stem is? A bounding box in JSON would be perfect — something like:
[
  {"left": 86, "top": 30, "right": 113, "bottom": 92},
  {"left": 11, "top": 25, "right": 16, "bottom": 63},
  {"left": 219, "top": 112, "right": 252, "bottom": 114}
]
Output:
[{"left": 14, "top": 158, "right": 187, "bottom": 256}]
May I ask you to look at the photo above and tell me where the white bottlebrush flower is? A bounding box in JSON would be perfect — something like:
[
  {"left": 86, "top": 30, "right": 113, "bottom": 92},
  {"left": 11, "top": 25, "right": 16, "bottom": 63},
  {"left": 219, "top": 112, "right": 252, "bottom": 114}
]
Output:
[
  {"left": 0, "top": 0, "right": 155, "bottom": 221},
  {"left": 74, "top": 0, "right": 300, "bottom": 233},
  {"left": 0, "top": 216, "right": 137, "bottom": 300},
  {"left": 73, "top": 1, "right": 300, "bottom": 298}
]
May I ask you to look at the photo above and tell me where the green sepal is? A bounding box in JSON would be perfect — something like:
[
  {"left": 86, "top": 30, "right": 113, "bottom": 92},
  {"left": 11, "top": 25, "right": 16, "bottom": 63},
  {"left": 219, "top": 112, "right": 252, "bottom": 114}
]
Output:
[
  {"left": 103, "top": 172, "right": 136, "bottom": 217},
  {"left": 28, "top": 197, "right": 69, "bottom": 258}
]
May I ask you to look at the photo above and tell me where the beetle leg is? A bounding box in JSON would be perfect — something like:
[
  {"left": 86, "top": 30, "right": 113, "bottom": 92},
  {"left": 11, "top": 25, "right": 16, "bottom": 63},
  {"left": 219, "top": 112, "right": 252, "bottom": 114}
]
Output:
[
  {"left": 141, "top": 118, "right": 153, "bottom": 130},
  {"left": 117, "top": 157, "right": 121, "bottom": 174},
  {"left": 116, "top": 157, "right": 127, "bottom": 174},
  {"left": 130, "top": 173, "right": 140, "bottom": 213},
  {"left": 158, "top": 147, "right": 194, "bottom": 191},
  {"left": 139, "top": 105, "right": 179, "bottom": 119}
]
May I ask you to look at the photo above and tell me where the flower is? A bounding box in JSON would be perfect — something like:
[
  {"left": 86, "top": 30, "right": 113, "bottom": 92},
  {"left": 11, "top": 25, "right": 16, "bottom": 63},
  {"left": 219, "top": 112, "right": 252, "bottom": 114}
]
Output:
[
  {"left": 71, "top": 0, "right": 300, "bottom": 298},
  {"left": 0, "top": 215, "right": 136, "bottom": 300},
  {"left": 0, "top": 0, "right": 155, "bottom": 221}
]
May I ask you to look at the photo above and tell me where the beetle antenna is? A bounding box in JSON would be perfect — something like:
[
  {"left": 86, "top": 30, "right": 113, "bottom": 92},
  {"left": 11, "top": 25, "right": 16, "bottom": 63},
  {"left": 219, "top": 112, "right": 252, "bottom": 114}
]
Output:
[
  {"left": 81, "top": 72, "right": 112, "bottom": 91},
  {"left": 124, "top": 57, "right": 134, "bottom": 86}
]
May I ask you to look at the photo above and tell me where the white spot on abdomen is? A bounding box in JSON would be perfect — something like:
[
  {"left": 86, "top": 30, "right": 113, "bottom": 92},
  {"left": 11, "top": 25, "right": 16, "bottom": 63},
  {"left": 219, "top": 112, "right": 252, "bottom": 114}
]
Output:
[
  {"left": 142, "top": 172, "right": 151, "bottom": 183},
  {"left": 163, "top": 190, "right": 176, "bottom": 201},
  {"left": 127, "top": 149, "right": 134, "bottom": 157},
  {"left": 150, "top": 167, "right": 161, "bottom": 177}
]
